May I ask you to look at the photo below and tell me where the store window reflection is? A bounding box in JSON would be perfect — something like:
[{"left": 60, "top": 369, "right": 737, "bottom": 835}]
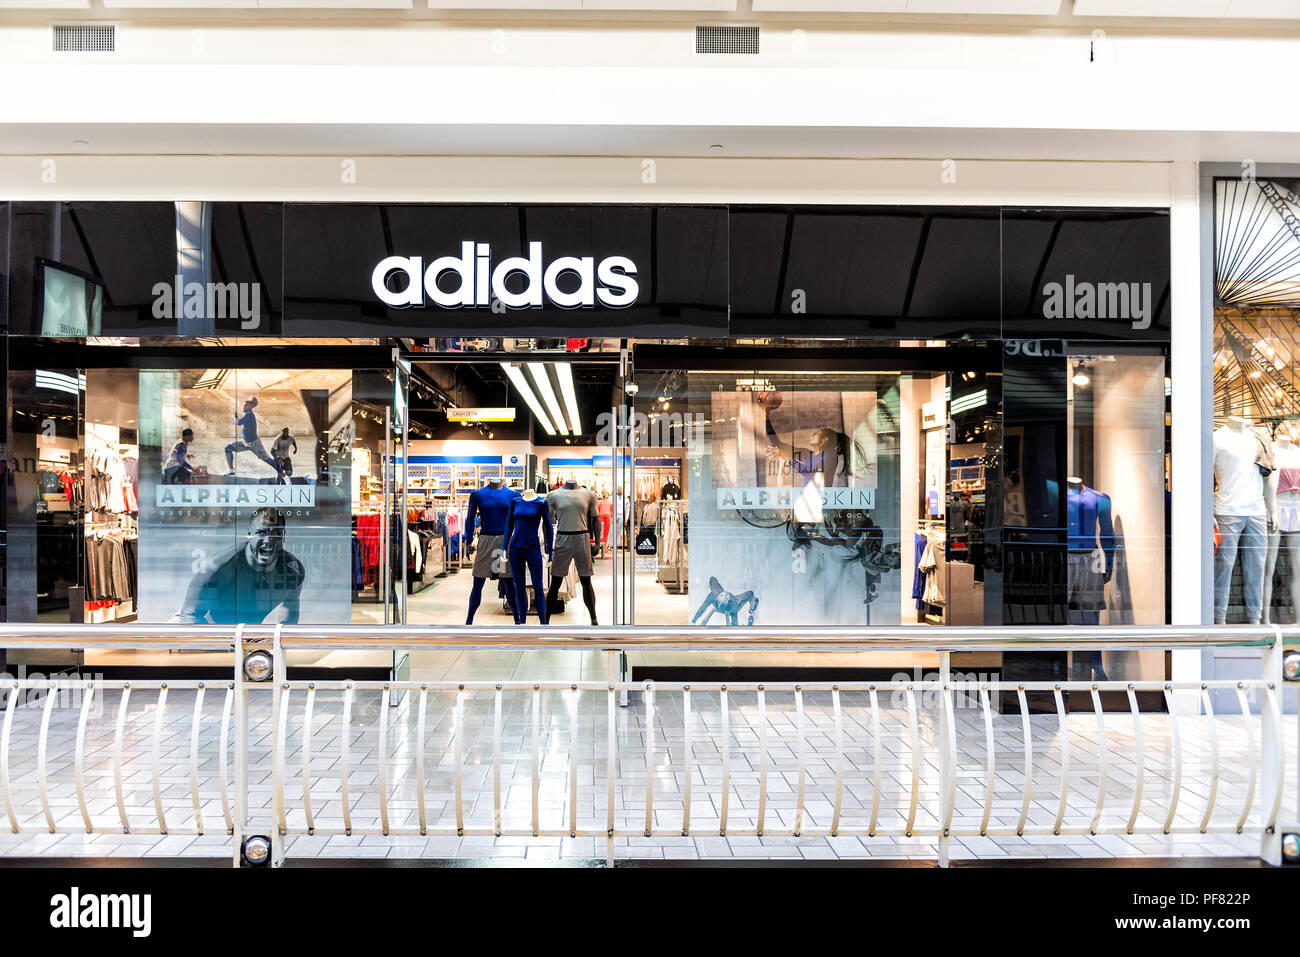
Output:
[
  {"left": 1067, "top": 353, "right": 1167, "bottom": 679},
  {"left": 632, "top": 367, "right": 904, "bottom": 627}
]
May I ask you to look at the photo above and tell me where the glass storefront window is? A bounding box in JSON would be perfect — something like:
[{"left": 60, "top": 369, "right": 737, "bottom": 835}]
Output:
[
  {"left": 679, "top": 370, "right": 903, "bottom": 626},
  {"left": 138, "top": 368, "right": 354, "bottom": 627},
  {"left": 1212, "top": 177, "right": 1300, "bottom": 626}
]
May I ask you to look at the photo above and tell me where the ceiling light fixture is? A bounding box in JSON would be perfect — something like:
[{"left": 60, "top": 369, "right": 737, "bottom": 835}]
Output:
[
  {"left": 555, "top": 362, "right": 582, "bottom": 435},
  {"left": 526, "top": 362, "right": 569, "bottom": 436},
  {"left": 501, "top": 362, "right": 556, "bottom": 436}
]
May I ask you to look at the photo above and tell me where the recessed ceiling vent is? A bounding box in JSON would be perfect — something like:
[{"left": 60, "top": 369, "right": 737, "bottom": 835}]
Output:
[
  {"left": 52, "top": 24, "right": 117, "bottom": 53},
  {"left": 695, "top": 25, "right": 759, "bottom": 55}
]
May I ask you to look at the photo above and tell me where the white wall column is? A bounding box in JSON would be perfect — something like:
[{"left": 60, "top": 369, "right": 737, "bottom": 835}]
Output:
[{"left": 1170, "top": 159, "right": 1208, "bottom": 715}]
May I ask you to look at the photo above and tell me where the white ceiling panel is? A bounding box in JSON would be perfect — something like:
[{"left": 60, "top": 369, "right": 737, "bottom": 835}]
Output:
[
  {"left": 581, "top": 0, "right": 737, "bottom": 10},
  {"left": 257, "top": 0, "right": 412, "bottom": 6},
  {"left": 751, "top": 1, "right": 908, "bottom": 11},
  {"left": 0, "top": 0, "right": 90, "bottom": 7},
  {"left": 1073, "top": 0, "right": 1230, "bottom": 16},
  {"left": 101, "top": 0, "right": 256, "bottom": 8},
  {"left": 424, "top": 0, "right": 579, "bottom": 7},
  {"left": 101, "top": 0, "right": 412, "bottom": 6},
  {"left": 908, "top": 0, "right": 1060, "bottom": 12},
  {"left": 753, "top": 0, "right": 1057, "bottom": 11},
  {"left": 1224, "top": 0, "right": 1300, "bottom": 17}
]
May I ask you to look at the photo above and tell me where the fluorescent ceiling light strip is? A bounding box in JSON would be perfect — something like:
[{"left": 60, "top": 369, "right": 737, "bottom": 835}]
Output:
[
  {"left": 35, "top": 372, "right": 81, "bottom": 395},
  {"left": 555, "top": 362, "right": 582, "bottom": 435},
  {"left": 949, "top": 390, "right": 988, "bottom": 415},
  {"left": 36, "top": 370, "right": 80, "bottom": 386},
  {"left": 501, "top": 362, "right": 556, "bottom": 436},
  {"left": 526, "top": 362, "right": 569, "bottom": 437}
]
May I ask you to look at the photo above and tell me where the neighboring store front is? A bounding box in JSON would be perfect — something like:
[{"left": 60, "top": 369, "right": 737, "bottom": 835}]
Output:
[
  {"left": 0, "top": 200, "right": 1172, "bottom": 683},
  {"left": 1210, "top": 175, "right": 1300, "bottom": 627}
]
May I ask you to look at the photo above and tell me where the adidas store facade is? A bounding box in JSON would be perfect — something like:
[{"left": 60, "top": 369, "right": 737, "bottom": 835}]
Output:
[{"left": 0, "top": 156, "right": 1206, "bottom": 695}]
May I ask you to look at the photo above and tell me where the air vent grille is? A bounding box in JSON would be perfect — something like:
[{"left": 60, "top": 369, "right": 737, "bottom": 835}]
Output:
[
  {"left": 53, "top": 24, "right": 116, "bottom": 53},
  {"left": 695, "top": 25, "right": 759, "bottom": 55}
]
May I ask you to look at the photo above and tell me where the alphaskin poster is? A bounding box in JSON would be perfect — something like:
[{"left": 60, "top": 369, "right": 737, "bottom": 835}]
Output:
[
  {"left": 137, "top": 369, "right": 352, "bottom": 625},
  {"left": 691, "top": 388, "right": 902, "bottom": 627}
]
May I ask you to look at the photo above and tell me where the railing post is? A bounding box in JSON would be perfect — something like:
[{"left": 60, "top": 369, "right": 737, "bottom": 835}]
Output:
[
  {"left": 938, "top": 650, "right": 951, "bottom": 868},
  {"left": 271, "top": 624, "right": 286, "bottom": 868},
  {"left": 232, "top": 625, "right": 246, "bottom": 869},
  {"left": 1261, "top": 626, "right": 1283, "bottom": 866}
]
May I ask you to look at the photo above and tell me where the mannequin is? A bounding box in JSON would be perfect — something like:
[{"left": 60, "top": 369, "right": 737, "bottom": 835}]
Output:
[
  {"left": 1213, "top": 415, "right": 1273, "bottom": 624},
  {"left": 464, "top": 477, "right": 519, "bottom": 625},
  {"left": 1263, "top": 432, "right": 1300, "bottom": 623},
  {"left": 596, "top": 494, "right": 613, "bottom": 559},
  {"left": 609, "top": 485, "right": 629, "bottom": 552},
  {"left": 546, "top": 479, "right": 600, "bottom": 625},
  {"left": 1066, "top": 477, "right": 1114, "bottom": 679},
  {"left": 505, "top": 489, "right": 553, "bottom": 624}
]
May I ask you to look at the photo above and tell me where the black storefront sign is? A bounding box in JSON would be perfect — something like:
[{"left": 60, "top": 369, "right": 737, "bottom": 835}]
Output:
[{"left": 0, "top": 202, "right": 1170, "bottom": 343}]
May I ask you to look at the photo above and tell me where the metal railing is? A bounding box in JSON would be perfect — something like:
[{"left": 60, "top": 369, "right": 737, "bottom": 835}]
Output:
[{"left": 0, "top": 623, "right": 1294, "bottom": 867}]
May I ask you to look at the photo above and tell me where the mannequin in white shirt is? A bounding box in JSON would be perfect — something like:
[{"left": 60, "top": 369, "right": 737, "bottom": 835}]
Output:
[
  {"left": 1264, "top": 432, "right": 1300, "bottom": 623},
  {"left": 1213, "top": 415, "right": 1273, "bottom": 624}
]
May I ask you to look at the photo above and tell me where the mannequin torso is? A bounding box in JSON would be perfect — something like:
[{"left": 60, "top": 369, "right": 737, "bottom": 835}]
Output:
[{"left": 1213, "top": 420, "right": 1267, "bottom": 518}]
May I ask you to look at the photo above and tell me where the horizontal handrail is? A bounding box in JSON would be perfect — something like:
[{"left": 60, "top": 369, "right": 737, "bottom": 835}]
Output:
[{"left": 0, "top": 623, "right": 1288, "bottom": 653}]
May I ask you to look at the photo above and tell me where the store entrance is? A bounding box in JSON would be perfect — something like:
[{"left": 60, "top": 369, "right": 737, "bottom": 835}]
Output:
[{"left": 397, "top": 342, "right": 1002, "bottom": 634}]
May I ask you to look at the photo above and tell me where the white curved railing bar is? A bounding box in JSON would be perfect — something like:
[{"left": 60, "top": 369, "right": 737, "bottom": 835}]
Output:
[{"left": 0, "top": 624, "right": 1291, "bottom": 867}]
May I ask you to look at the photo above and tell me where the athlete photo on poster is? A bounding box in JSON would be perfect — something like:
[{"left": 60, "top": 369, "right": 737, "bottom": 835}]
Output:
[
  {"left": 137, "top": 369, "right": 352, "bottom": 625},
  {"left": 710, "top": 389, "right": 878, "bottom": 511}
]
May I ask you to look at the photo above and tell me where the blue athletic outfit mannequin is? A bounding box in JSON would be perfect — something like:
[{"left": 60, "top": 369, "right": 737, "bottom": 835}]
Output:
[
  {"left": 505, "top": 495, "right": 554, "bottom": 625},
  {"left": 1067, "top": 480, "right": 1115, "bottom": 678},
  {"left": 465, "top": 482, "right": 521, "bottom": 624}
]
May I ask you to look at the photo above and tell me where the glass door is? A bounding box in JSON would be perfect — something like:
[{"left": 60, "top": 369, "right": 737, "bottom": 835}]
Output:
[{"left": 393, "top": 356, "right": 411, "bottom": 687}]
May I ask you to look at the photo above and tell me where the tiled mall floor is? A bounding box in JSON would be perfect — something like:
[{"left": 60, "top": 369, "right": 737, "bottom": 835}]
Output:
[{"left": 0, "top": 682, "right": 1294, "bottom": 864}]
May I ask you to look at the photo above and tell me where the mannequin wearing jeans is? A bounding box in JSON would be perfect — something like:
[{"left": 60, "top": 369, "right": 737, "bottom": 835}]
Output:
[
  {"left": 1213, "top": 417, "right": 1274, "bottom": 624},
  {"left": 1263, "top": 435, "right": 1300, "bottom": 623},
  {"left": 505, "top": 491, "right": 553, "bottom": 625}
]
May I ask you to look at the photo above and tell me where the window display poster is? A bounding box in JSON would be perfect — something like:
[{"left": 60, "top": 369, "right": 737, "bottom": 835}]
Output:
[
  {"left": 136, "top": 369, "right": 353, "bottom": 625},
  {"left": 695, "top": 388, "right": 901, "bottom": 626},
  {"left": 925, "top": 428, "right": 946, "bottom": 518},
  {"left": 709, "top": 390, "right": 878, "bottom": 512}
]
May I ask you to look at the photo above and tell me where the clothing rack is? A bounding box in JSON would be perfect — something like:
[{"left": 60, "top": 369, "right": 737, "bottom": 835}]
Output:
[
  {"left": 914, "top": 525, "right": 947, "bottom": 624},
  {"left": 656, "top": 500, "right": 688, "bottom": 594}
]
